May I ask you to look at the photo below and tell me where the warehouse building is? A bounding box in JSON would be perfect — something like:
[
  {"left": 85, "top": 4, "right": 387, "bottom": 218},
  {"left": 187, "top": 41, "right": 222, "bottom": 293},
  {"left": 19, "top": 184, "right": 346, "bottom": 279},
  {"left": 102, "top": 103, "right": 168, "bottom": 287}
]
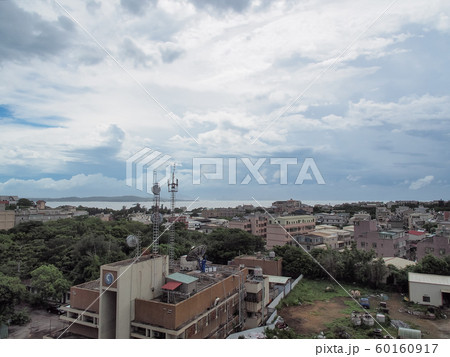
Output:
[{"left": 408, "top": 272, "right": 450, "bottom": 307}]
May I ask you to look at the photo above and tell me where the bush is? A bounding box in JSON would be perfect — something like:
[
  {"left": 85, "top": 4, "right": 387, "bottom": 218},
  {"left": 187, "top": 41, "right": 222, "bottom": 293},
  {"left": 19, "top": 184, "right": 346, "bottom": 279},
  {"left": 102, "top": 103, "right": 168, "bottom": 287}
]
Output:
[{"left": 10, "top": 308, "right": 30, "bottom": 325}]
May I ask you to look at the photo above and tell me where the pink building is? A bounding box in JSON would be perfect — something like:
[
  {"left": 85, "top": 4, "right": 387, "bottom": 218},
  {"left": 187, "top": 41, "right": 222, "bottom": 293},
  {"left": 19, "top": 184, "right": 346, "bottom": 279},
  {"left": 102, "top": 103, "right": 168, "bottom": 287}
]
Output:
[
  {"left": 354, "top": 220, "right": 408, "bottom": 258},
  {"left": 416, "top": 235, "right": 450, "bottom": 261}
]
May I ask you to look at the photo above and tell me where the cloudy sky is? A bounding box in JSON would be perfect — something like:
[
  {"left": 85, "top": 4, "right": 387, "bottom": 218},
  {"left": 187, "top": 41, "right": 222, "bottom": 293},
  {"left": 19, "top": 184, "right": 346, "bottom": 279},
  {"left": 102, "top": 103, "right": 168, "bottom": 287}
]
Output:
[{"left": 0, "top": 0, "right": 449, "bottom": 203}]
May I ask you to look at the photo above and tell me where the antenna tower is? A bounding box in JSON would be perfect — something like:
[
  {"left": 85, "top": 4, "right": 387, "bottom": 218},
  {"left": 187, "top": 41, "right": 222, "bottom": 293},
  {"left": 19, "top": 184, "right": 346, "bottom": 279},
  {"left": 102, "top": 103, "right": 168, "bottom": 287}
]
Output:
[
  {"left": 168, "top": 164, "right": 178, "bottom": 271},
  {"left": 151, "top": 170, "right": 161, "bottom": 254}
]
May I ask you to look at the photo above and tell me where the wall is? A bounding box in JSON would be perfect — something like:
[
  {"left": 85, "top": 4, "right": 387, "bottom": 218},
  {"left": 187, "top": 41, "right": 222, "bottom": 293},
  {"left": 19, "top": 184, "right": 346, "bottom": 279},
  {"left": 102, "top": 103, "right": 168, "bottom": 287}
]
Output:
[
  {"left": 0, "top": 211, "right": 15, "bottom": 230},
  {"left": 135, "top": 269, "right": 247, "bottom": 331},
  {"left": 231, "top": 257, "right": 282, "bottom": 276},
  {"left": 409, "top": 282, "right": 443, "bottom": 306},
  {"left": 71, "top": 287, "right": 99, "bottom": 313}
]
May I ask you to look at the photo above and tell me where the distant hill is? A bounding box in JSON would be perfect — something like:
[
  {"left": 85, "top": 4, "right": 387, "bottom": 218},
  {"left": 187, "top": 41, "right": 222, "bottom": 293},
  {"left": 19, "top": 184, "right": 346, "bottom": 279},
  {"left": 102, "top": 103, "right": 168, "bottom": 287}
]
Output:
[
  {"left": 30, "top": 195, "right": 154, "bottom": 202},
  {"left": 29, "top": 195, "right": 192, "bottom": 202}
]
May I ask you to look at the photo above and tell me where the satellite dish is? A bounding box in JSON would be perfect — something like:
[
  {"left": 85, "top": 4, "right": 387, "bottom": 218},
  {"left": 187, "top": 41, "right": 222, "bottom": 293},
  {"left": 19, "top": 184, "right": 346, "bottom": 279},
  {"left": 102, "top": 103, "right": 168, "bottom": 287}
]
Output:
[
  {"left": 186, "top": 245, "right": 207, "bottom": 261},
  {"left": 151, "top": 184, "right": 161, "bottom": 195},
  {"left": 126, "top": 235, "right": 139, "bottom": 248}
]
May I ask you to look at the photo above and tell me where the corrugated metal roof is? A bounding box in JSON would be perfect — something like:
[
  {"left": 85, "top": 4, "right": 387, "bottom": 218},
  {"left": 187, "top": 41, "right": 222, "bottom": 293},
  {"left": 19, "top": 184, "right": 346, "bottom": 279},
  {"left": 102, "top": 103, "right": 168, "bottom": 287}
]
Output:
[
  {"left": 382, "top": 257, "right": 416, "bottom": 269},
  {"left": 267, "top": 275, "right": 291, "bottom": 284},
  {"left": 162, "top": 281, "right": 182, "bottom": 291},
  {"left": 408, "top": 272, "right": 450, "bottom": 286},
  {"left": 167, "top": 272, "right": 199, "bottom": 284}
]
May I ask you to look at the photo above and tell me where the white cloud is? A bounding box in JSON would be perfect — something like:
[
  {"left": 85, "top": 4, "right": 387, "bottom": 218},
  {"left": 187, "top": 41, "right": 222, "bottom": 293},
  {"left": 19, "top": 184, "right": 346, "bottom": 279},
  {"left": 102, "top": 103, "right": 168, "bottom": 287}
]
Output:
[{"left": 409, "top": 175, "right": 434, "bottom": 190}]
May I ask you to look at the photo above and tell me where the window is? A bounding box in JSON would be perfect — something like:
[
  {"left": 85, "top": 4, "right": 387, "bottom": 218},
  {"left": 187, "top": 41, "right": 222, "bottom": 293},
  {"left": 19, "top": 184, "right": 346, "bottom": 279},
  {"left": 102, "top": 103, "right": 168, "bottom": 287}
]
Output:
[
  {"left": 372, "top": 242, "right": 377, "bottom": 248},
  {"left": 423, "top": 295, "right": 430, "bottom": 303},
  {"left": 360, "top": 242, "right": 366, "bottom": 248},
  {"left": 440, "top": 249, "right": 446, "bottom": 255}
]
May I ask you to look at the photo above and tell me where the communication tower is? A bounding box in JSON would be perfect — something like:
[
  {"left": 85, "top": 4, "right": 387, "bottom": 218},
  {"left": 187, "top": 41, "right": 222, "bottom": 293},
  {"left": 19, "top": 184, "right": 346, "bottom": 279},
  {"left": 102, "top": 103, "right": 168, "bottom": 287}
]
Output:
[
  {"left": 168, "top": 164, "right": 178, "bottom": 271},
  {"left": 151, "top": 170, "right": 162, "bottom": 254}
]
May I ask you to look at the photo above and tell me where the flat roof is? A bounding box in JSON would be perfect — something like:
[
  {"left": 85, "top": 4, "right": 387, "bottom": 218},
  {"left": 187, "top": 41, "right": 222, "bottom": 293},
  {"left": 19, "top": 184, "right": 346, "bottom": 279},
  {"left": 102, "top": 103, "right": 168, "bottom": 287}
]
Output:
[
  {"left": 167, "top": 272, "right": 199, "bottom": 284},
  {"left": 75, "top": 279, "right": 100, "bottom": 291},
  {"left": 408, "top": 272, "right": 450, "bottom": 286}
]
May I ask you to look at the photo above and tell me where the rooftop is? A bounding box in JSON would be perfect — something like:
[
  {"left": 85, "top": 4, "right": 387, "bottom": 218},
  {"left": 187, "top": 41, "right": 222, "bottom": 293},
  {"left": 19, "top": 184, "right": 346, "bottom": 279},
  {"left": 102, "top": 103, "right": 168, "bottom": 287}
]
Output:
[
  {"left": 167, "top": 272, "right": 199, "bottom": 284},
  {"left": 75, "top": 279, "right": 100, "bottom": 291},
  {"left": 408, "top": 272, "right": 450, "bottom": 286},
  {"left": 104, "top": 254, "right": 162, "bottom": 268}
]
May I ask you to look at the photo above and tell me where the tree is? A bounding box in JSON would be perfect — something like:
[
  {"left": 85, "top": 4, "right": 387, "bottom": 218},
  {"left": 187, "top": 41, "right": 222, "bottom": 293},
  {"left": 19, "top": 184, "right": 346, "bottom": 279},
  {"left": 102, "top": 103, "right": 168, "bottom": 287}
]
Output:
[
  {"left": 17, "top": 198, "right": 33, "bottom": 208},
  {"left": 30, "top": 264, "right": 70, "bottom": 304},
  {"left": 0, "top": 272, "right": 26, "bottom": 322},
  {"left": 205, "top": 228, "right": 265, "bottom": 265}
]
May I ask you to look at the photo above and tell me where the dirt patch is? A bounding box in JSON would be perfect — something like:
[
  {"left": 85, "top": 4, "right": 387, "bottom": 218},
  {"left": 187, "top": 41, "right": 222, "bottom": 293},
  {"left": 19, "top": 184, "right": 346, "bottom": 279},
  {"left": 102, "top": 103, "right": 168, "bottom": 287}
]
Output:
[
  {"left": 8, "top": 308, "right": 68, "bottom": 339},
  {"left": 278, "top": 297, "right": 348, "bottom": 337},
  {"left": 382, "top": 293, "right": 450, "bottom": 339},
  {"left": 278, "top": 292, "right": 450, "bottom": 339}
]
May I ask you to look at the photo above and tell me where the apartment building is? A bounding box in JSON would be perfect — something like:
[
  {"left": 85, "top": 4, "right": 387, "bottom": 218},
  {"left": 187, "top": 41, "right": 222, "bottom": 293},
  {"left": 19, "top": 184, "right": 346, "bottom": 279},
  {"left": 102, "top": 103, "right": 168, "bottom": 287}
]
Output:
[
  {"left": 354, "top": 220, "right": 408, "bottom": 258},
  {"left": 230, "top": 254, "right": 283, "bottom": 276},
  {"left": 266, "top": 215, "right": 315, "bottom": 249},
  {"left": 416, "top": 235, "right": 450, "bottom": 261},
  {"left": 228, "top": 215, "right": 267, "bottom": 238},
  {"left": 314, "top": 213, "right": 349, "bottom": 227}
]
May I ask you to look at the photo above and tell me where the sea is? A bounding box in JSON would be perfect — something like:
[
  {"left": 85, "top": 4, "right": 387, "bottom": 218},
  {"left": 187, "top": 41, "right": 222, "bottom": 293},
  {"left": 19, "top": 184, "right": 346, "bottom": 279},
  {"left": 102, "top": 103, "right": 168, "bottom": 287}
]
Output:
[{"left": 45, "top": 199, "right": 349, "bottom": 210}]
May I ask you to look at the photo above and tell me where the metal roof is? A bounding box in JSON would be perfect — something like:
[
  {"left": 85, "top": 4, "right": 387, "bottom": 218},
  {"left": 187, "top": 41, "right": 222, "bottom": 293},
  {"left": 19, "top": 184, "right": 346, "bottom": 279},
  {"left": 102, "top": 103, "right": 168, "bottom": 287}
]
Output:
[
  {"left": 167, "top": 272, "right": 199, "bottom": 284},
  {"left": 408, "top": 272, "right": 450, "bottom": 286},
  {"left": 162, "top": 281, "right": 182, "bottom": 291},
  {"left": 382, "top": 257, "right": 416, "bottom": 269},
  {"left": 267, "top": 275, "right": 291, "bottom": 284}
]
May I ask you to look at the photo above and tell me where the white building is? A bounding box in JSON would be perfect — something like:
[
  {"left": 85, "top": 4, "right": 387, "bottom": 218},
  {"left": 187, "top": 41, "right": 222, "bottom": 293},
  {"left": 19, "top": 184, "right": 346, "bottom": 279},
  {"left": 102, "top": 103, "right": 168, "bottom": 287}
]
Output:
[{"left": 408, "top": 272, "right": 450, "bottom": 307}]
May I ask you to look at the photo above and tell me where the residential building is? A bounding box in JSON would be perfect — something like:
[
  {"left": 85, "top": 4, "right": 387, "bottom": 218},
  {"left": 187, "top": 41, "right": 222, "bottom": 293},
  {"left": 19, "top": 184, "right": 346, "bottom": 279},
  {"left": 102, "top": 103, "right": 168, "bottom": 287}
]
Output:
[
  {"left": 271, "top": 199, "right": 301, "bottom": 214},
  {"left": 228, "top": 215, "right": 267, "bottom": 238},
  {"left": 408, "top": 272, "right": 450, "bottom": 307},
  {"left": 265, "top": 215, "right": 315, "bottom": 249},
  {"left": 295, "top": 227, "right": 352, "bottom": 251},
  {"left": 0, "top": 210, "right": 15, "bottom": 231},
  {"left": 416, "top": 235, "right": 450, "bottom": 261},
  {"left": 354, "top": 220, "right": 407, "bottom": 258},
  {"left": 0, "top": 196, "right": 18, "bottom": 205},
  {"left": 408, "top": 212, "right": 433, "bottom": 230},
  {"left": 201, "top": 206, "right": 247, "bottom": 218},
  {"left": 15, "top": 206, "right": 88, "bottom": 225},
  {"left": 348, "top": 212, "right": 371, "bottom": 224},
  {"left": 314, "top": 213, "right": 349, "bottom": 227}
]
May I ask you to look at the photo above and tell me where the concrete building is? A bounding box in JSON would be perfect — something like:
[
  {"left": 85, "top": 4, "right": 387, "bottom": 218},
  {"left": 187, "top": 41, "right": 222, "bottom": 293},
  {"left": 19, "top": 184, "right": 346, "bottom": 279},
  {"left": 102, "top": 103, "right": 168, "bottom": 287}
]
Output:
[
  {"left": 15, "top": 206, "right": 88, "bottom": 225},
  {"left": 354, "top": 220, "right": 407, "bottom": 258},
  {"left": 0, "top": 210, "right": 15, "bottom": 231},
  {"left": 228, "top": 215, "right": 267, "bottom": 238},
  {"left": 349, "top": 212, "right": 371, "bottom": 224},
  {"left": 230, "top": 254, "right": 282, "bottom": 276},
  {"left": 408, "top": 212, "right": 433, "bottom": 230},
  {"left": 271, "top": 199, "right": 301, "bottom": 214},
  {"left": 408, "top": 272, "right": 450, "bottom": 307},
  {"left": 266, "top": 215, "right": 315, "bottom": 249},
  {"left": 416, "top": 235, "right": 450, "bottom": 261},
  {"left": 314, "top": 213, "right": 349, "bottom": 227},
  {"left": 61, "top": 253, "right": 274, "bottom": 339}
]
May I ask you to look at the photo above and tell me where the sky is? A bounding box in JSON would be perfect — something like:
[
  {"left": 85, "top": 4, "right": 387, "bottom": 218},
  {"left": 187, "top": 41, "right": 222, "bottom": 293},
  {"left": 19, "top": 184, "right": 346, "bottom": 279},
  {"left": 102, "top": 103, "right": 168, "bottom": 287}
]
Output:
[{"left": 0, "top": 0, "right": 449, "bottom": 203}]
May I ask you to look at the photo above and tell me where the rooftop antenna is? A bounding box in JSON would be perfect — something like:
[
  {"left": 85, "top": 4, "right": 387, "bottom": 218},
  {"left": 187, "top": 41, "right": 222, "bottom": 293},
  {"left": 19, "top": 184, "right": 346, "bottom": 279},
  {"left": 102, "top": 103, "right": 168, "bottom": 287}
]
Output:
[
  {"left": 151, "top": 170, "right": 162, "bottom": 254},
  {"left": 168, "top": 164, "right": 178, "bottom": 272}
]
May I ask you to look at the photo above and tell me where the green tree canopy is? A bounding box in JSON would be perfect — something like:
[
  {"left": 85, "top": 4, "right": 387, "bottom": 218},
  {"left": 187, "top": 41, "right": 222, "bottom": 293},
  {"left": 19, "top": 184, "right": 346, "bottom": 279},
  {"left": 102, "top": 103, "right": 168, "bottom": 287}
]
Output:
[
  {"left": 30, "top": 264, "right": 70, "bottom": 303},
  {"left": 0, "top": 272, "right": 26, "bottom": 322}
]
